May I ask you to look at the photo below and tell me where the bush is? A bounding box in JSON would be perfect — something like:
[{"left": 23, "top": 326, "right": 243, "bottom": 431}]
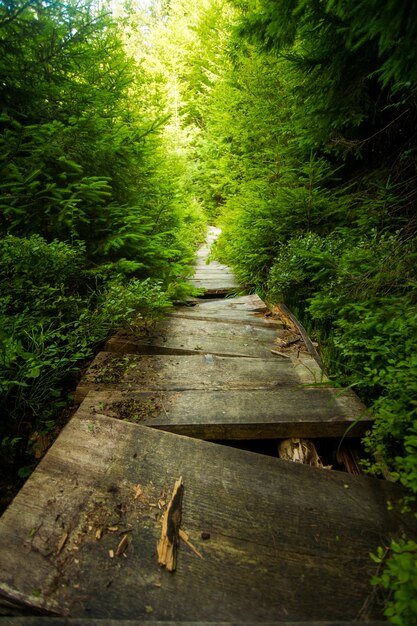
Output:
[
  {"left": 0, "top": 235, "right": 172, "bottom": 479},
  {"left": 372, "top": 540, "right": 417, "bottom": 626}
]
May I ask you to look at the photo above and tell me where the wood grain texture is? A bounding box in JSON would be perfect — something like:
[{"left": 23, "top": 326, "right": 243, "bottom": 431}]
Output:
[
  {"left": 105, "top": 317, "right": 282, "bottom": 359},
  {"left": 74, "top": 353, "right": 300, "bottom": 404},
  {"left": 192, "top": 262, "right": 236, "bottom": 274},
  {"left": 189, "top": 283, "right": 241, "bottom": 296},
  {"left": 185, "top": 294, "right": 268, "bottom": 310},
  {"left": 170, "top": 296, "right": 282, "bottom": 327},
  {"left": 77, "top": 386, "right": 371, "bottom": 438},
  {"left": 194, "top": 261, "right": 231, "bottom": 270},
  {"left": 0, "top": 415, "right": 414, "bottom": 621}
]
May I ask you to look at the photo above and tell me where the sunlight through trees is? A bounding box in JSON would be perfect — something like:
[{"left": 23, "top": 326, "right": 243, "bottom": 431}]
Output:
[{"left": 1, "top": 1, "right": 417, "bottom": 619}]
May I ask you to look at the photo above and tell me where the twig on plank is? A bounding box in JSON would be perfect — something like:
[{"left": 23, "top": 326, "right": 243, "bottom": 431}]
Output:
[
  {"left": 179, "top": 529, "right": 204, "bottom": 560},
  {"left": 271, "top": 349, "right": 291, "bottom": 358},
  {"left": 56, "top": 531, "right": 68, "bottom": 555}
]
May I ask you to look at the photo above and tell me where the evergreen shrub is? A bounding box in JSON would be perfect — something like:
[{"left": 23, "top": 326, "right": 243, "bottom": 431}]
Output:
[{"left": 0, "top": 234, "right": 171, "bottom": 480}]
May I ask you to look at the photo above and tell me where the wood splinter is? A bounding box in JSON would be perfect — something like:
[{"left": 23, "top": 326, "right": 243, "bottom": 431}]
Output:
[
  {"left": 179, "top": 529, "right": 204, "bottom": 560},
  {"left": 278, "top": 438, "right": 327, "bottom": 468},
  {"left": 157, "top": 476, "right": 183, "bottom": 572}
]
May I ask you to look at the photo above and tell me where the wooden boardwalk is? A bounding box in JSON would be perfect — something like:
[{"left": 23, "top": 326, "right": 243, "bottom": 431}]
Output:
[
  {"left": 189, "top": 227, "right": 241, "bottom": 295},
  {"left": 0, "top": 228, "right": 415, "bottom": 624}
]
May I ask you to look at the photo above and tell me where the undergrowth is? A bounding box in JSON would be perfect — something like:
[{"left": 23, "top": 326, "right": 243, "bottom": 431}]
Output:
[
  {"left": 0, "top": 0, "right": 206, "bottom": 507},
  {"left": 191, "top": 1, "right": 417, "bottom": 621},
  {"left": 0, "top": 235, "right": 174, "bottom": 484}
]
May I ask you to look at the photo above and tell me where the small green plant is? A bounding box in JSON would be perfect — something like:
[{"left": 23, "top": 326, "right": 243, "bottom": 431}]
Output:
[{"left": 371, "top": 540, "right": 417, "bottom": 626}]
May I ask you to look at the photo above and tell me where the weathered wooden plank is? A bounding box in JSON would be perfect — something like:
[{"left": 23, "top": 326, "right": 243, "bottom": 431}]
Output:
[
  {"left": 192, "top": 270, "right": 237, "bottom": 279},
  {"left": 191, "top": 278, "right": 239, "bottom": 288},
  {"left": 106, "top": 318, "right": 257, "bottom": 342},
  {"left": 190, "top": 278, "right": 240, "bottom": 289},
  {"left": 195, "top": 247, "right": 211, "bottom": 259},
  {"left": 185, "top": 294, "right": 269, "bottom": 311},
  {"left": 78, "top": 386, "right": 371, "bottom": 438},
  {"left": 194, "top": 261, "right": 230, "bottom": 270},
  {"left": 0, "top": 414, "right": 414, "bottom": 621},
  {"left": 105, "top": 336, "right": 273, "bottom": 358},
  {"left": 189, "top": 248, "right": 242, "bottom": 293},
  {"left": 191, "top": 278, "right": 238, "bottom": 286},
  {"left": 121, "top": 317, "right": 281, "bottom": 341},
  {"left": 105, "top": 334, "right": 276, "bottom": 358},
  {"left": 105, "top": 317, "right": 281, "bottom": 359},
  {"left": 189, "top": 284, "right": 241, "bottom": 296},
  {"left": 171, "top": 311, "right": 281, "bottom": 328},
  {"left": 193, "top": 263, "right": 234, "bottom": 272},
  {"left": 74, "top": 353, "right": 302, "bottom": 404},
  {"left": 170, "top": 295, "right": 282, "bottom": 327},
  {"left": 190, "top": 229, "right": 241, "bottom": 294}
]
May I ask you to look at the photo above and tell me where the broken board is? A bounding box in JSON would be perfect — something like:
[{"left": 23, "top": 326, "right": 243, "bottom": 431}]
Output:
[
  {"left": 170, "top": 295, "right": 282, "bottom": 328},
  {"left": 77, "top": 385, "right": 371, "bottom": 439},
  {"left": 105, "top": 317, "right": 282, "bottom": 359},
  {"left": 74, "top": 352, "right": 328, "bottom": 405},
  {"left": 0, "top": 414, "right": 414, "bottom": 621},
  {"left": 189, "top": 277, "right": 241, "bottom": 295}
]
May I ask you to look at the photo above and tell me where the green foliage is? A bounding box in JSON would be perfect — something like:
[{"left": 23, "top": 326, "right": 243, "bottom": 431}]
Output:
[
  {"left": 0, "top": 235, "right": 172, "bottom": 475},
  {"left": 145, "top": 0, "right": 238, "bottom": 223},
  {"left": 198, "top": 0, "right": 417, "bottom": 495},
  {"left": 0, "top": 0, "right": 205, "bottom": 491},
  {"left": 0, "top": 0, "right": 201, "bottom": 276},
  {"left": 264, "top": 228, "right": 417, "bottom": 491},
  {"left": 3, "top": 0, "right": 417, "bottom": 616},
  {"left": 372, "top": 540, "right": 417, "bottom": 626},
  {"left": 175, "top": 1, "right": 417, "bottom": 622}
]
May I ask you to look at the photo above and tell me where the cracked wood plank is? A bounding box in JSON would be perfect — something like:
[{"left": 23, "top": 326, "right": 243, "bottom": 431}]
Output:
[
  {"left": 73, "top": 353, "right": 300, "bottom": 404},
  {"left": 77, "top": 385, "right": 371, "bottom": 439},
  {"left": 105, "top": 317, "right": 282, "bottom": 359},
  {"left": 0, "top": 415, "right": 415, "bottom": 621}
]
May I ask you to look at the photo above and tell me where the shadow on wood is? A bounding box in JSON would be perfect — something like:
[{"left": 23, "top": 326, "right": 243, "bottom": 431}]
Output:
[{"left": 0, "top": 414, "right": 414, "bottom": 621}]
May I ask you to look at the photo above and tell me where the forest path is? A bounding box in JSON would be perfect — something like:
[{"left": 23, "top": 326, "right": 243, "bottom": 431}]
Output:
[
  {"left": 0, "top": 229, "right": 414, "bottom": 624},
  {"left": 188, "top": 226, "right": 241, "bottom": 295}
]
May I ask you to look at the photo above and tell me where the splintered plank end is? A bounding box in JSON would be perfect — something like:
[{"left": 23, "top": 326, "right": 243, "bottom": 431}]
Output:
[{"left": 157, "top": 476, "right": 184, "bottom": 572}]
